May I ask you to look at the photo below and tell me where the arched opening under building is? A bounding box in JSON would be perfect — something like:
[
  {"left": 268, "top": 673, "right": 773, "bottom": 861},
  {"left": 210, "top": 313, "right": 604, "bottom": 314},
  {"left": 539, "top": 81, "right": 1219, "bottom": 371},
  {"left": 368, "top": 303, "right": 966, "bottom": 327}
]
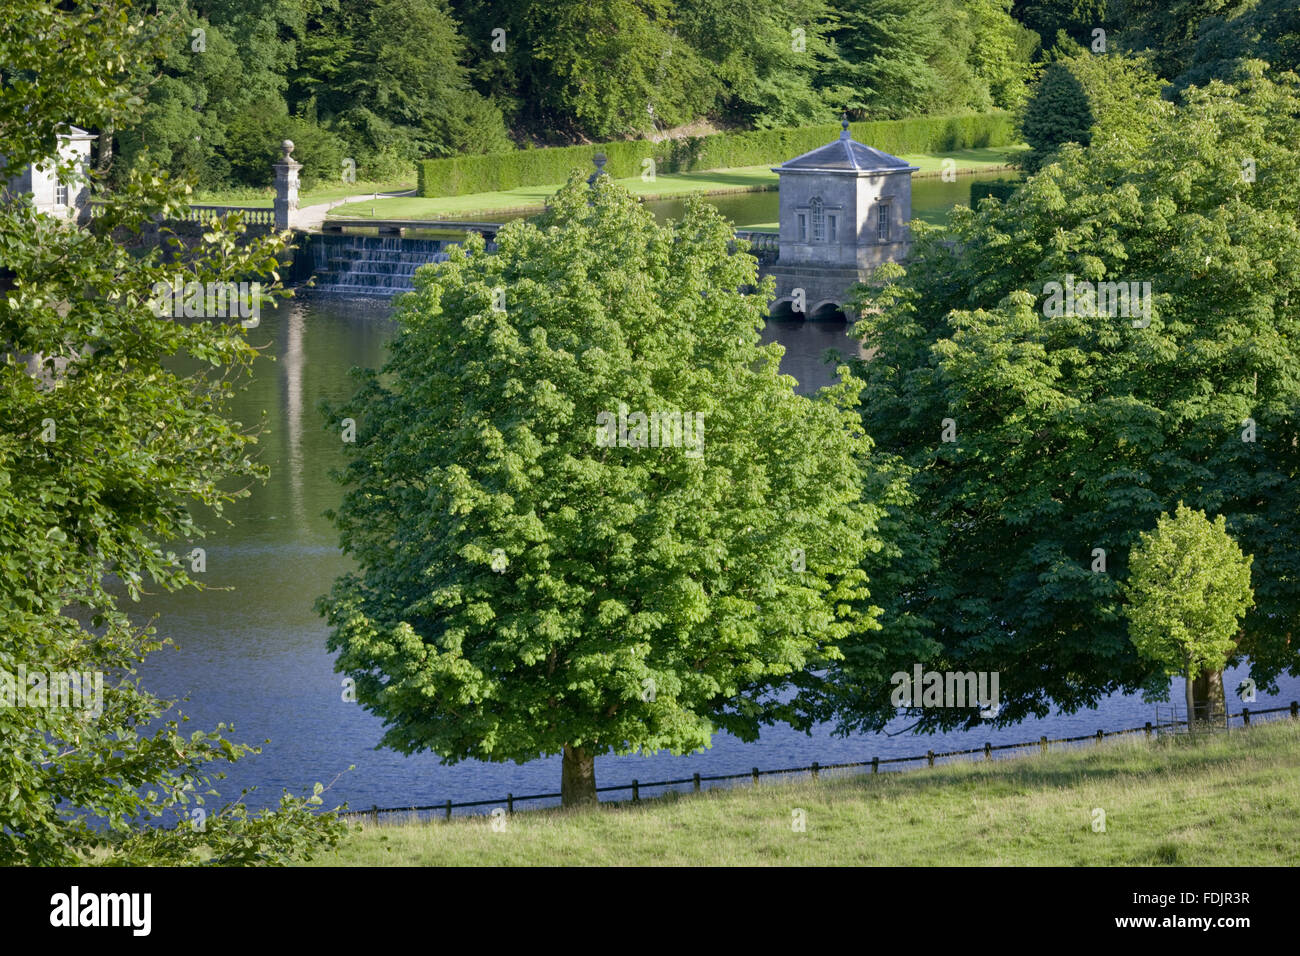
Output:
[{"left": 808, "top": 300, "right": 847, "bottom": 322}]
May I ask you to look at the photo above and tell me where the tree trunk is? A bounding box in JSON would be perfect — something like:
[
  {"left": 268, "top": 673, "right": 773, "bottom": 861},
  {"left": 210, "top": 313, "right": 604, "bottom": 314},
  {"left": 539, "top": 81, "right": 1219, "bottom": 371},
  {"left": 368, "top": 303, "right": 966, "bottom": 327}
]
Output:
[
  {"left": 1184, "top": 660, "right": 1196, "bottom": 734},
  {"left": 1192, "top": 669, "right": 1227, "bottom": 729},
  {"left": 94, "top": 125, "right": 114, "bottom": 179},
  {"left": 561, "top": 744, "right": 597, "bottom": 808}
]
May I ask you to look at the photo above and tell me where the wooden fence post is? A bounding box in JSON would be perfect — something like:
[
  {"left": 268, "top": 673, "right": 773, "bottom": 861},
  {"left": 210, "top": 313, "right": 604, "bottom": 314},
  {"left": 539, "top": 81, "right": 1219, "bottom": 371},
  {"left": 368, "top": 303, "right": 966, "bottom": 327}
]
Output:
[
  {"left": 693, "top": 772, "right": 701, "bottom": 792},
  {"left": 811, "top": 761, "right": 819, "bottom": 779},
  {"left": 445, "top": 800, "right": 452, "bottom": 821},
  {"left": 1291, "top": 701, "right": 1298, "bottom": 720},
  {"left": 1242, "top": 707, "right": 1250, "bottom": 727},
  {"left": 752, "top": 766, "right": 760, "bottom": 785},
  {"left": 872, "top": 756, "right": 879, "bottom": 774},
  {"left": 1145, "top": 721, "right": 1152, "bottom": 737},
  {"left": 984, "top": 742, "right": 991, "bottom": 761},
  {"left": 1096, "top": 729, "right": 1104, "bottom": 746},
  {"left": 632, "top": 780, "right": 639, "bottom": 803},
  {"left": 1039, "top": 735, "right": 1048, "bottom": 754},
  {"left": 507, "top": 793, "right": 514, "bottom": 814},
  {"left": 926, "top": 750, "right": 935, "bottom": 767}
]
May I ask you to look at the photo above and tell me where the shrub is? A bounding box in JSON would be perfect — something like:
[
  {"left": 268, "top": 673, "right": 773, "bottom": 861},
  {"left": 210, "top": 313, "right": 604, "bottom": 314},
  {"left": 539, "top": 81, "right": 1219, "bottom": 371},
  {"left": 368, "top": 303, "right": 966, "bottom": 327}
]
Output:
[{"left": 970, "top": 180, "right": 1019, "bottom": 206}]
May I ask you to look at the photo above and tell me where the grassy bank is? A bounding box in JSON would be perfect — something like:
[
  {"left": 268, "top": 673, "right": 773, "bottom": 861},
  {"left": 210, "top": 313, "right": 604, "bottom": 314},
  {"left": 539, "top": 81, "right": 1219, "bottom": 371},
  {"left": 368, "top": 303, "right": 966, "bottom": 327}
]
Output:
[
  {"left": 326, "top": 145, "right": 1027, "bottom": 222},
  {"left": 192, "top": 180, "right": 415, "bottom": 209},
  {"left": 310, "top": 717, "right": 1300, "bottom": 866}
]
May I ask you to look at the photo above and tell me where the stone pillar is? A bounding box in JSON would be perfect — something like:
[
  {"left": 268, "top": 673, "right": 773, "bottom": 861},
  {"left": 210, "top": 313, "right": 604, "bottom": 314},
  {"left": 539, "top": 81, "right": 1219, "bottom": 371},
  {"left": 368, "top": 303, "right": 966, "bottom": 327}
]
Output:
[{"left": 273, "top": 139, "right": 301, "bottom": 231}]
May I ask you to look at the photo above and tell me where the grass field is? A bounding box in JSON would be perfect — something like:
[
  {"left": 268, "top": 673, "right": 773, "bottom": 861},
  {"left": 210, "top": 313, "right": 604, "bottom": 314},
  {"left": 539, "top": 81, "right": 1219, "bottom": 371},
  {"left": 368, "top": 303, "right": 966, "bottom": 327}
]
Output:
[
  {"left": 309, "top": 716, "right": 1300, "bottom": 867},
  {"left": 325, "top": 145, "right": 1028, "bottom": 222},
  {"left": 192, "top": 180, "right": 415, "bottom": 209}
]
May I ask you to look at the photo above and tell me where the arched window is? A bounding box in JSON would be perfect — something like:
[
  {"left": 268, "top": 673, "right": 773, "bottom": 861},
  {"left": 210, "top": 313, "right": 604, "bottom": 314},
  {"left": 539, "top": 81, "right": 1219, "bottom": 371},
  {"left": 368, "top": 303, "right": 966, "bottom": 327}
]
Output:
[{"left": 810, "top": 197, "right": 825, "bottom": 241}]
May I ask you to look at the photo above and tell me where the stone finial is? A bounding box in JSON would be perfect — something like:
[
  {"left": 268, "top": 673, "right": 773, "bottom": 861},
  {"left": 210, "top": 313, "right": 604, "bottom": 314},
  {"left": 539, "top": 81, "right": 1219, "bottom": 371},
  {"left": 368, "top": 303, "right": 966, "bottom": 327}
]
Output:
[
  {"left": 588, "top": 152, "right": 607, "bottom": 186},
  {"left": 274, "top": 138, "right": 301, "bottom": 230},
  {"left": 840, "top": 115, "right": 850, "bottom": 140}
]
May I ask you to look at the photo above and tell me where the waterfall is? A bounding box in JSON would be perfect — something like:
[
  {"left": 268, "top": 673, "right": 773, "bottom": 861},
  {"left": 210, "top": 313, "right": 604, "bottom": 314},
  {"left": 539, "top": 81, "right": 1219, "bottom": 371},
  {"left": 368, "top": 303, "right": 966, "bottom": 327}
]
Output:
[{"left": 299, "top": 233, "right": 495, "bottom": 297}]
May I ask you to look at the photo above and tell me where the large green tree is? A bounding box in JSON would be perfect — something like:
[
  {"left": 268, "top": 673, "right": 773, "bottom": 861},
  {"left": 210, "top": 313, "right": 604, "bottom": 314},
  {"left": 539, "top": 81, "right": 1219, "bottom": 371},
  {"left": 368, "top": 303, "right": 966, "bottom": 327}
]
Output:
[
  {"left": 814, "top": 63, "right": 1300, "bottom": 734},
  {"left": 1126, "top": 504, "right": 1253, "bottom": 730},
  {"left": 0, "top": 0, "right": 344, "bottom": 863},
  {"left": 674, "top": 0, "right": 838, "bottom": 128},
  {"left": 326, "top": 0, "right": 512, "bottom": 162},
  {"left": 455, "top": 0, "right": 717, "bottom": 140},
  {"left": 319, "top": 174, "right": 893, "bottom": 805},
  {"left": 1020, "top": 45, "right": 1164, "bottom": 171},
  {"left": 1020, "top": 61, "right": 1094, "bottom": 170},
  {"left": 820, "top": 0, "right": 964, "bottom": 118}
]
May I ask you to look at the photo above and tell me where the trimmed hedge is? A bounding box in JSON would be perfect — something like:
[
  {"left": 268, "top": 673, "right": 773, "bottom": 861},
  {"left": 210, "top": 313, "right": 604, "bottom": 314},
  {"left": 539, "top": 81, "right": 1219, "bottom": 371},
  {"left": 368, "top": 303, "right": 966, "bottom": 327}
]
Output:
[{"left": 418, "top": 112, "right": 1018, "bottom": 198}]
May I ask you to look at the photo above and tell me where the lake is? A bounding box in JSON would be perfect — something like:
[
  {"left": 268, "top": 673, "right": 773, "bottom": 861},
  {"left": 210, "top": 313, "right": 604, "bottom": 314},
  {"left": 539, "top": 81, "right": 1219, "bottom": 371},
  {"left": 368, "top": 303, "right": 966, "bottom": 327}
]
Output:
[
  {"left": 458, "top": 171, "right": 1013, "bottom": 230},
  {"left": 133, "top": 193, "right": 1300, "bottom": 817}
]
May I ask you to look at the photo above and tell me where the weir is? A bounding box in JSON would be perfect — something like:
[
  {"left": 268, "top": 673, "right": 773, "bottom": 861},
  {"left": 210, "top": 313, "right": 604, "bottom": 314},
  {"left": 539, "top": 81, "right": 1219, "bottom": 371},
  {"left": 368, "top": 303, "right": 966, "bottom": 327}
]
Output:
[{"left": 299, "top": 233, "right": 474, "bottom": 297}]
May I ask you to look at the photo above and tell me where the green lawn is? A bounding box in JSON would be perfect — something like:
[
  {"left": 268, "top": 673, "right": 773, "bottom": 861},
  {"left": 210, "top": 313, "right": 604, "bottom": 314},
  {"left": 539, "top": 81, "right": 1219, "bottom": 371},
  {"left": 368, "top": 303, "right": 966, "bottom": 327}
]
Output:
[
  {"left": 309, "top": 716, "right": 1300, "bottom": 866},
  {"left": 192, "top": 180, "right": 415, "bottom": 209},
  {"left": 328, "top": 166, "right": 778, "bottom": 221},
  {"left": 326, "top": 145, "right": 1028, "bottom": 222}
]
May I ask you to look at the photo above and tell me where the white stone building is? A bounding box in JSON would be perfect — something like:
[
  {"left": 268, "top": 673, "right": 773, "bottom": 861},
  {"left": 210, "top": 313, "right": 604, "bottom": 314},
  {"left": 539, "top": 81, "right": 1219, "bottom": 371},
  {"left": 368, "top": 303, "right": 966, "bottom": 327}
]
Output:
[
  {"left": 765, "top": 120, "right": 918, "bottom": 319},
  {"left": 1, "top": 126, "right": 96, "bottom": 221}
]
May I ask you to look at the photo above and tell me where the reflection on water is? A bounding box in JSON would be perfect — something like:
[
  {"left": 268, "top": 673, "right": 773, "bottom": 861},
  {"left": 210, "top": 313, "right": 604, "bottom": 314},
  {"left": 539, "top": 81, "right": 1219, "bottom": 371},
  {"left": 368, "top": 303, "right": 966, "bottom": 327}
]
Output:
[
  {"left": 762, "top": 319, "right": 865, "bottom": 393},
  {"left": 641, "top": 172, "right": 1011, "bottom": 229},
  {"left": 133, "top": 258, "right": 1298, "bottom": 817}
]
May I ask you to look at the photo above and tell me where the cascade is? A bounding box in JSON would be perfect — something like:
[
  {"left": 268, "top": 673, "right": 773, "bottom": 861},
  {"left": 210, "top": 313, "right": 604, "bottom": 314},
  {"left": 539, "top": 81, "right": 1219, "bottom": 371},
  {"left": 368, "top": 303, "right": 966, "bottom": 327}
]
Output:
[{"left": 300, "top": 233, "right": 495, "bottom": 297}]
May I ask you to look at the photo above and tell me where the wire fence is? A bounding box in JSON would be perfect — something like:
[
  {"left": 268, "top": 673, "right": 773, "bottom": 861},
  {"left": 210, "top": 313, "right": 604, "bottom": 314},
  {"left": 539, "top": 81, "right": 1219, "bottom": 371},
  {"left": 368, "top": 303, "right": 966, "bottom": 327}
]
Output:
[{"left": 342, "top": 700, "right": 1300, "bottom": 822}]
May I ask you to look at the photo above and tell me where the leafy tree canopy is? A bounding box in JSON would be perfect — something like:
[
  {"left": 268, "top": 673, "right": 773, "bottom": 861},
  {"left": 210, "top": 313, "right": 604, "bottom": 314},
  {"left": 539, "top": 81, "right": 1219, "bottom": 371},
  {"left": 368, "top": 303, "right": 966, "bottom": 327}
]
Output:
[
  {"left": 0, "top": 0, "right": 345, "bottom": 864},
  {"left": 319, "top": 174, "right": 895, "bottom": 804},
  {"left": 818, "top": 63, "right": 1300, "bottom": 735},
  {"left": 1126, "top": 504, "right": 1253, "bottom": 724}
]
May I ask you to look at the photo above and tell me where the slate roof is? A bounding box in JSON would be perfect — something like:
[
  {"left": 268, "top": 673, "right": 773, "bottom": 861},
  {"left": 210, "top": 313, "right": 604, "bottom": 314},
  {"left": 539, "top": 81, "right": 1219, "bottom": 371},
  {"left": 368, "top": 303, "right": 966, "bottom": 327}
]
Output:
[{"left": 775, "top": 120, "right": 915, "bottom": 173}]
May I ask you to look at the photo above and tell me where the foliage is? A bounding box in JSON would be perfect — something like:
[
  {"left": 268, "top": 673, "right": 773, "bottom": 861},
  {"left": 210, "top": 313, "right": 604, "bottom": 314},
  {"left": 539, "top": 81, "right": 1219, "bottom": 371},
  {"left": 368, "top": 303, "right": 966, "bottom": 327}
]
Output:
[
  {"left": 1116, "top": 0, "right": 1250, "bottom": 79},
  {"left": 1174, "top": 0, "right": 1300, "bottom": 92},
  {"left": 819, "top": 0, "right": 957, "bottom": 118},
  {"left": 817, "top": 63, "right": 1300, "bottom": 734},
  {"left": 818, "top": 0, "right": 1035, "bottom": 117},
  {"left": 94, "top": 0, "right": 1041, "bottom": 187},
  {"left": 1020, "top": 46, "right": 1164, "bottom": 170},
  {"left": 1020, "top": 62, "right": 1094, "bottom": 170},
  {"left": 674, "top": 0, "right": 839, "bottom": 129},
  {"left": 968, "top": 0, "right": 1043, "bottom": 111},
  {"left": 1012, "top": 0, "right": 1111, "bottom": 48},
  {"left": 325, "top": 0, "right": 512, "bottom": 161},
  {"left": 970, "top": 180, "right": 1020, "bottom": 206},
  {"left": 0, "top": 0, "right": 346, "bottom": 864},
  {"left": 319, "top": 174, "right": 893, "bottom": 803},
  {"left": 1126, "top": 504, "right": 1253, "bottom": 698}
]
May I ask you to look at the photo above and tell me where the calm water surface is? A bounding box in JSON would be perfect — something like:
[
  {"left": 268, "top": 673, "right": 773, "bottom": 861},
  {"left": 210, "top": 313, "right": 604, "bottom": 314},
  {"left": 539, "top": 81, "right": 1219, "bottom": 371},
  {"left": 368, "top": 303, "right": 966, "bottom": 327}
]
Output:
[
  {"left": 135, "top": 205, "right": 1299, "bottom": 815},
  {"left": 459, "top": 171, "right": 1013, "bottom": 230}
]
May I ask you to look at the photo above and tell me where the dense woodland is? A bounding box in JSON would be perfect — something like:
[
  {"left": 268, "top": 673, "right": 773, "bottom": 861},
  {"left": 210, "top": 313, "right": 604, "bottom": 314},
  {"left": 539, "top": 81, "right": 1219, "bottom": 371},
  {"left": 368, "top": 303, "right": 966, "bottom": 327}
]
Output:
[{"left": 99, "top": 0, "right": 1295, "bottom": 189}]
